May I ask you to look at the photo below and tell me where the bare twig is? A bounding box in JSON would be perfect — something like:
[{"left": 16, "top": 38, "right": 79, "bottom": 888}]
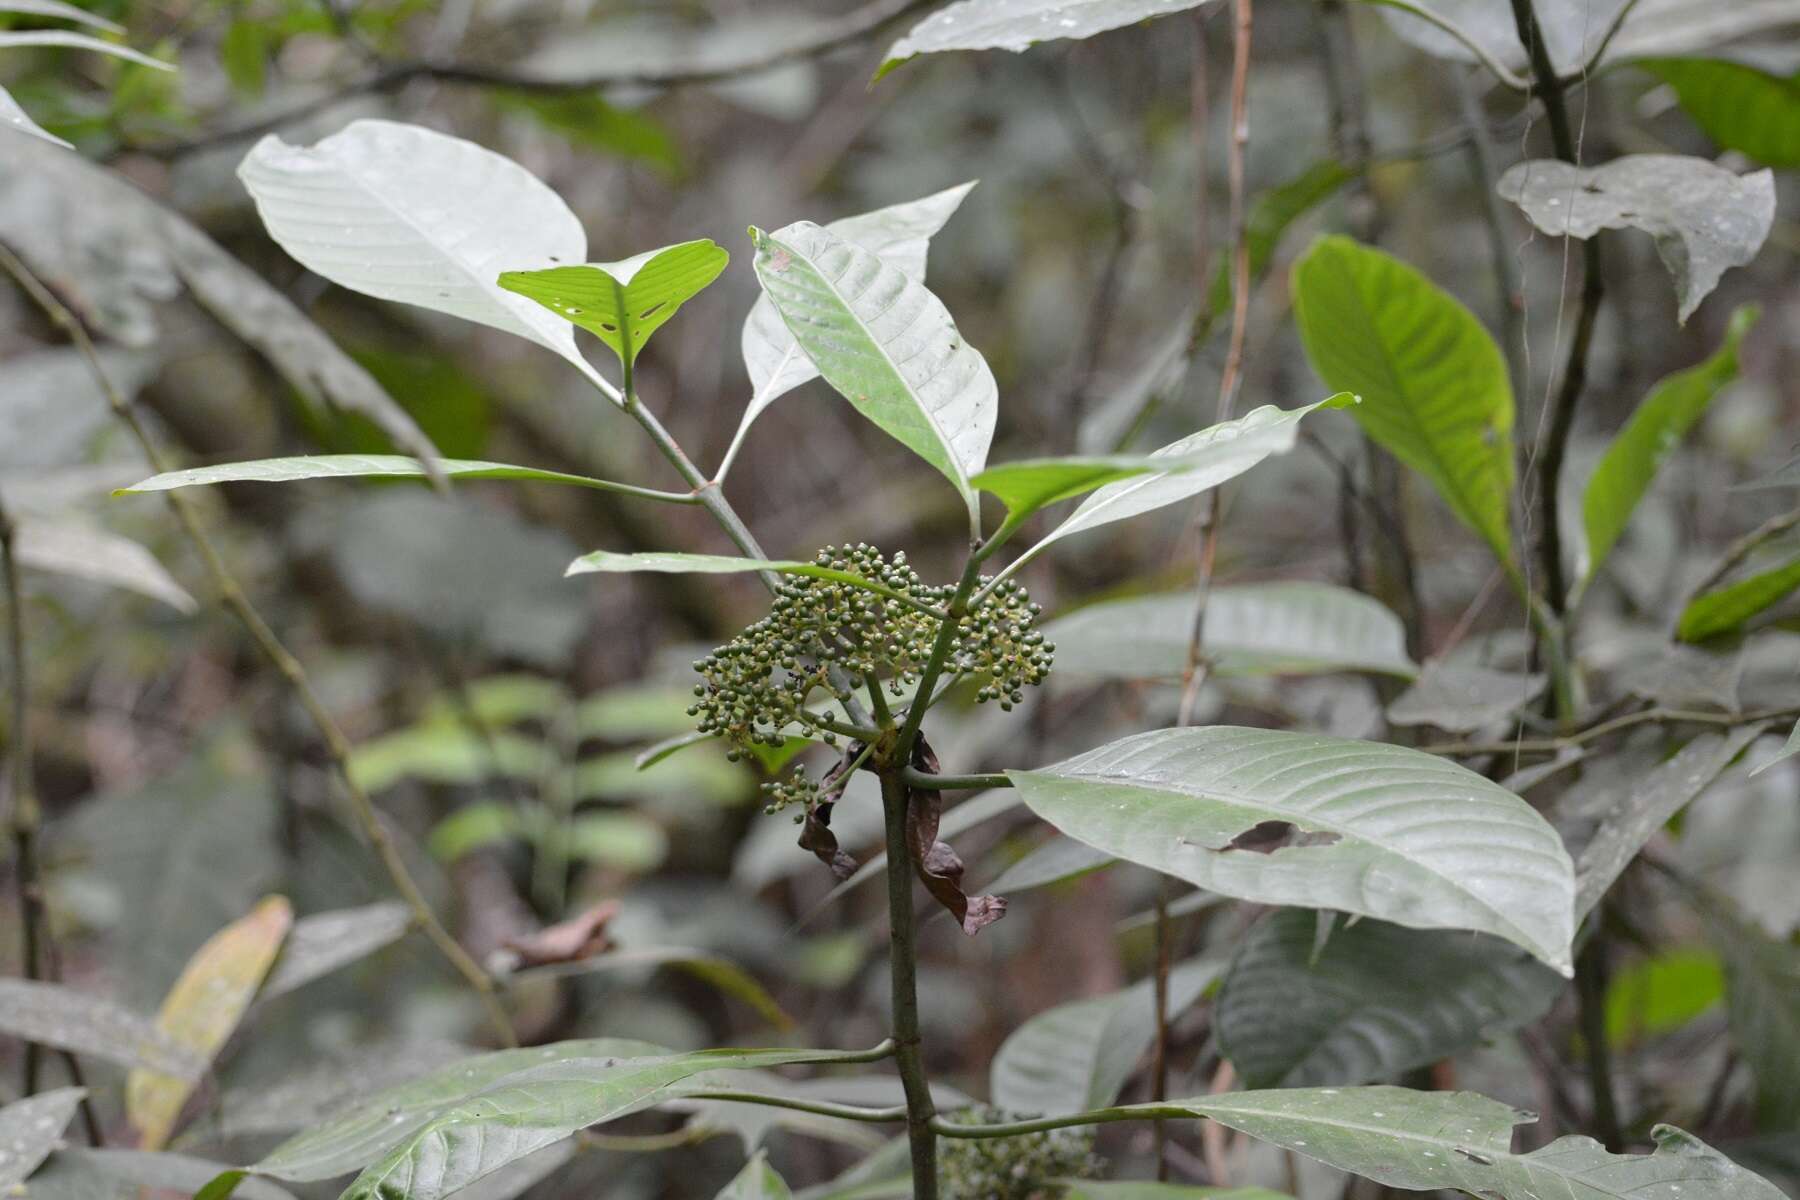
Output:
[
  {"left": 1685, "top": 507, "right": 1800, "bottom": 600},
  {"left": 0, "top": 242, "right": 517, "bottom": 1048}
]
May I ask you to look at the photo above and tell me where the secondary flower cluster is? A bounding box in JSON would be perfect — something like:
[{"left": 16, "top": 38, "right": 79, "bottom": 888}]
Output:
[
  {"left": 687, "top": 544, "right": 1053, "bottom": 756},
  {"left": 937, "top": 1107, "right": 1101, "bottom": 1200}
]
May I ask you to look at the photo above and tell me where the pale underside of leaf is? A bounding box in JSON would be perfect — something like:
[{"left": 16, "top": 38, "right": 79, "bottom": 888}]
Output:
[
  {"left": 13, "top": 518, "right": 196, "bottom": 612},
  {"left": 0, "top": 979, "right": 203, "bottom": 1077},
  {"left": 0, "top": 1089, "right": 87, "bottom": 1188},
  {"left": 878, "top": 0, "right": 1215, "bottom": 78},
  {"left": 0, "top": 82, "right": 71, "bottom": 147},
  {"left": 0, "top": 30, "right": 171, "bottom": 68}
]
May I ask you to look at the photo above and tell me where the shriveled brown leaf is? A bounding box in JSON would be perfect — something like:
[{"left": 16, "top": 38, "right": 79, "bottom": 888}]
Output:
[
  {"left": 905, "top": 738, "right": 1006, "bottom": 935},
  {"left": 501, "top": 900, "right": 620, "bottom": 968}
]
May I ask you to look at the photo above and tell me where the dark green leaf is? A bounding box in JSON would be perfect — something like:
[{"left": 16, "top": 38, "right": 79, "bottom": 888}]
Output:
[{"left": 1643, "top": 57, "right": 1800, "bottom": 168}]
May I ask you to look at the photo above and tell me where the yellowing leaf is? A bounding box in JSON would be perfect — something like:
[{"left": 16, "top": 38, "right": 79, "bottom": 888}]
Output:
[{"left": 127, "top": 896, "right": 293, "bottom": 1149}]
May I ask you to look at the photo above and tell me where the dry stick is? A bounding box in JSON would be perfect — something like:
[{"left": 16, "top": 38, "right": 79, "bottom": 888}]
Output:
[
  {"left": 0, "top": 243, "right": 518, "bottom": 1049},
  {"left": 0, "top": 503, "right": 105, "bottom": 1145}
]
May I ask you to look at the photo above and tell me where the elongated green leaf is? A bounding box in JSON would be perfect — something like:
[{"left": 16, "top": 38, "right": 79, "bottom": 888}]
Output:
[
  {"left": 1750, "top": 719, "right": 1800, "bottom": 777},
  {"left": 734, "top": 183, "right": 976, "bottom": 462},
  {"left": 1605, "top": 948, "right": 1723, "bottom": 1049},
  {"left": 717, "top": 1151, "right": 796, "bottom": 1200},
  {"left": 565, "top": 812, "right": 671, "bottom": 871},
  {"left": 1, "top": 82, "right": 71, "bottom": 148},
  {"left": 750, "top": 221, "right": 996, "bottom": 519},
  {"left": 505, "top": 947, "right": 789, "bottom": 1029},
  {"left": 1145, "top": 1087, "right": 1789, "bottom": 1199},
  {"left": 498, "top": 240, "right": 727, "bottom": 369},
  {"left": 349, "top": 724, "right": 553, "bottom": 793},
  {"left": 120, "top": 454, "right": 668, "bottom": 498},
  {"left": 971, "top": 456, "right": 1177, "bottom": 518},
  {"left": 1216, "top": 909, "right": 1562, "bottom": 1088},
  {"left": 0, "top": 1, "right": 123, "bottom": 32},
  {"left": 0, "top": 980, "right": 201, "bottom": 1076},
  {"left": 1384, "top": 661, "right": 1544, "bottom": 732},
  {"left": 0, "top": 30, "right": 172, "bottom": 68},
  {"left": 1678, "top": 553, "right": 1800, "bottom": 642},
  {"left": 877, "top": 0, "right": 1211, "bottom": 80},
  {"left": 0, "top": 1089, "right": 86, "bottom": 1188},
  {"left": 1710, "top": 908, "right": 1800, "bottom": 1129},
  {"left": 1643, "top": 58, "right": 1800, "bottom": 169},
  {"left": 339, "top": 1046, "right": 885, "bottom": 1200},
  {"left": 565, "top": 550, "right": 938, "bottom": 615},
  {"left": 990, "top": 958, "right": 1221, "bottom": 1116},
  {"left": 1294, "top": 235, "right": 1514, "bottom": 563},
  {"left": 259, "top": 902, "right": 413, "bottom": 1000},
  {"left": 1582, "top": 306, "right": 1757, "bottom": 590},
  {"left": 1001, "top": 397, "right": 1355, "bottom": 580},
  {"left": 1010, "top": 727, "right": 1575, "bottom": 972},
  {"left": 1041, "top": 582, "right": 1415, "bottom": 681}
]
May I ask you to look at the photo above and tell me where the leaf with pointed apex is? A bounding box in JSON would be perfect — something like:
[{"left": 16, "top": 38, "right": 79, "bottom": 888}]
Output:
[
  {"left": 498, "top": 239, "right": 728, "bottom": 369},
  {"left": 119, "top": 455, "right": 678, "bottom": 500},
  {"left": 1010, "top": 727, "right": 1575, "bottom": 972},
  {"left": 990, "top": 958, "right": 1222, "bottom": 1116},
  {"left": 128, "top": 896, "right": 293, "bottom": 1149},
  {"left": 0, "top": 30, "right": 171, "bottom": 67},
  {"left": 736, "top": 182, "right": 976, "bottom": 454},
  {"left": 1293, "top": 235, "right": 1515, "bottom": 564},
  {"left": 1499, "top": 155, "right": 1774, "bottom": 324},
  {"left": 973, "top": 447, "right": 1347, "bottom": 522},
  {"left": 717, "top": 1151, "right": 796, "bottom": 1200},
  {"left": 750, "top": 221, "right": 996, "bottom": 519},
  {"left": 258, "top": 902, "right": 412, "bottom": 1001},
  {"left": 0, "top": 1090, "right": 86, "bottom": 1188},
  {"left": 237, "top": 120, "right": 612, "bottom": 392},
  {"left": 0, "top": 0, "right": 123, "bottom": 31},
  {"left": 1679, "top": 553, "right": 1800, "bottom": 643},
  {"left": 1643, "top": 58, "right": 1800, "bottom": 169},
  {"left": 1216, "top": 909, "right": 1562, "bottom": 1088},
  {"left": 1750, "top": 720, "right": 1800, "bottom": 778},
  {"left": 1003, "top": 396, "right": 1354, "bottom": 577},
  {"left": 876, "top": 0, "right": 1213, "bottom": 80},
  {"left": 1582, "top": 306, "right": 1758, "bottom": 590},
  {"left": 1385, "top": 661, "right": 1544, "bottom": 732},
  {"left": 1042, "top": 582, "right": 1415, "bottom": 681},
  {"left": 1, "top": 82, "right": 70, "bottom": 148},
  {"left": 13, "top": 518, "right": 196, "bottom": 612}
]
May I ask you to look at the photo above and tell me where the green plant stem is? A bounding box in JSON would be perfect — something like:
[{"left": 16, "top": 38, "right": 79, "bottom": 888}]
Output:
[
  {"left": 929, "top": 1104, "right": 1203, "bottom": 1139},
  {"left": 1423, "top": 702, "right": 1800, "bottom": 758},
  {"left": 687, "top": 1091, "right": 909, "bottom": 1124},
  {"left": 898, "top": 768, "right": 1010, "bottom": 791},
  {"left": 880, "top": 769, "right": 939, "bottom": 1199},
  {"left": 894, "top": 554, "right": 984, "bottom": 763},
  {"left": 0, "top": 242, "right": 518, "bottom": 1049}
]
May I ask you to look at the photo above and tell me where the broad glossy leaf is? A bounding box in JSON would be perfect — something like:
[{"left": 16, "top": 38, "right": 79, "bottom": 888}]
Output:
[
  {"left": 1003, "top": 397, "right": 1355, "bottom": 579},
  {"left": 1710, "top": 908, "right": 1800, "bottom": 1128},
  {"left": 1010, "top": 727, "right": 1575, "bottom": 972},
  {"left": 1573, "top": 726, "right": 1765, "bottom": 920},
  {"left": 13, "top": 517, "right": 195, "bottom": 612},
  {"left": 1499, "top": 156, "right": 1775, "bottom": 323},
  {"left": 1216, "top": 909, "right": 1562, "bottom": 1088},
  {"left": 0, "top": 82, "right": 70, "bottom": 148},
  {"left": 0, "top": 981, "right": 201, "bottom": 1076},
  {"left": 0, "top": 1, "right": 122, "bottom": 31},
  {"left": 238, "top": 120, "right": 612, "bottom": 392},
  {"left": 1385, "top": 661, "right": 1544, "bottom": 732},
  {"left": 128, "top": 896, "right": 293, "bottom": 1149},
  {"left": 255, "top": 1038, "right": 665, "bottom": 1181},
  {"left": 0, "top": 30, "right": 171, "bottom": 68},
  {"left": 1582, "top": 307, "right": 1757, "bottom": 589},
  {"left": 1750, "top": 719, "right": 1800, "bottom": 777},
  {"left": 1042, "top": 581, "right": 1415, "bottom": 681},
  {"left": 750, "top": 221, "right": 996, "bottom": 518},
  {"left": 990, "top": 958, "right": 1221, "bottom": 1115},
  {"left": 1643, "top": 58, "right": 1800, "bottom": 169},
  {"left": 735, "top": 182, "right": 976, "bottom": 453},
  {"left": 1159, "top": 1087, "right": 1789, "bottom": 1199},
  {"left": 1678, "top": 553, "right": 1800, "bottom": 643},
  {"left": 120, "top": 455, "right": 668, "bottom": 497},
  {"left": 339, "top": 1047, "right": 887, "bottom": 1200},
  {"left": 1293, "top": 235, "right": 1514, "bottom": 563},
  {"left": 498, "top": 240, "right": 727, "bottom": 368},
  {"left": 877, "top": 0, "right": 1212, "bottom": 79},
  {"left": 0, "top": 1089, "right": 85, "bottom": 1188},
  {"left": 259, "top": 902, "right": 412, "bottom": 1000},
  {"left": 717, "top": 1151, "right": 796, "bottom": 1200}
]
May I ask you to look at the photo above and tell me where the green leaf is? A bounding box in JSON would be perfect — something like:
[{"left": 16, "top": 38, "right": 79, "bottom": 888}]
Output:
[
  {"left": 1384, "top": 661, "right": 1545, "bottom": 732},
  {"left": 428, "top": 802, "right": 524, "bottom": 861},
  {"left": 750, "top": 221, "right": 997, "bottom": 520},
  {"left": 982, "top": 835, "right": 1114, "bottom": 895},
  {"left": 1060, "top": 1185, "right": 1291, "bottom": 1200},
  {"left": 501, "top": 947, "right": 790, "bottom": 1029},
  {"left": 990, "top": 958, "right": 1221, "bottom": 1116},
  {"left": 1150, "top": 1088, "right": 1789, "bottom": 1199},
  {"left": 1678, "top": 553, "right": 1800, "bottom": 642},
  {"left": 1499, "top": 155, "right": 1775, "bottom": 324},
  {"left": 1216, "top": 909, "right": 1562, "bottom": 1088},
  {"left": 1210, "top": 160, "right": 1359, "bottom": 318},
  {"left": 574, "top": 747, "right": 747, "bottom": 806},
  {"left": 254, "top": 1038, "right": 667, "bottom": 1182},
  {"left": 498, "top": 239, "right": 728, "bottom": 369},
  {"left": 1604, "top": 948, "right": 1724, "bottom": 1049},
  {"left": 971, "top": 456, "right": 1179, "bottom": 518},
  {"left": 575, "top": 684, "right": 698, "bottom": 741},
  {"left": 1040, "top": 581, "right": 1415, "bottom": 681},
  {"left": 422, "top": 674, "right": 570, "bottom": 729},
  {"left": 337, "top": 1046, "right": 884, "bottom": 1200},
  {"left": 349, "top": 724, "right": 553, "bottom": 793},
  {"left": 1000, "top": 397, "right": 1355, "bottom": 579},
  {"left": 0, "top": 1, "right": 123, "bottom": 33},
  {"left": 1708, "top": 906, "right": 1800, "bottom": 1129},
  {"left": 0, "top": 1090, "right": 86, "bottom": 1188},
  {"left": 1750, "top": 719, "right": 1800, "bottom": 777},
  {"left": 259, "top": 902, "right": 413, "bottom": 1000},
  {"left": 876, "top": 0, "right": 1211, "bottom": 80},
  {"left": 492, "top": 91, "right": 679, "bottom": 172},
  {"left": 717, "top": 1152, "right": 795, "bottom": 1200},
  {"left": 220, "top": 19, "right": 268, "bottom": 96},
  {"left": 1643, "top": 57, "right": 1800, "bottom": 169},
  {"left": 1582, "top": 306, "right": 1758, "bottom": 591},
  {"left": 1293, "top": 235, "right": 1515, "bottom": 565},
  {"left": 565, "top": 812, "right": 670, "bottom": 872},
  {"left": 118, "top": 454, "right": 676, "bottom": 499},
  {"left": 0, "top": 30, "right": 173, "bottom": 69},
  {"left": 1009, "top": 726, "right": 1576, "bottom": 972}
]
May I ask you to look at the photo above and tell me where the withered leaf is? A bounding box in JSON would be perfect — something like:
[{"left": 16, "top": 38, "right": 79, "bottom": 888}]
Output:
[
  {"left": 905, "top": 738, "right": 1006, "bottom": 936},
  {"left": 501, "top": 900, "right": 620, "bottom": 968},
  {"left": 798, "top": 744, "right": 865, "bottom": 880}
]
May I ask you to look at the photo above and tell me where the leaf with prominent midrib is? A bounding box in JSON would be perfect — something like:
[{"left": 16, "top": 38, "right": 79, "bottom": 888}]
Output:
[
  {"left": 1009, "top": 727, "right": 1575, "bottom": 972},
  {"left": 876, "top": 0, "right": 1212, "bottom": 80},
  {"left": 119, "top": 455, "right": 669, "bottom": 498},
  {"left": 1293, "top": 235, "right": 1515, "bottom": 565},
  {"left": 990, "top": 958, "right": 1221, "bottom": 1116},
  {"left": 1581, "top": 306, "right": 1758, "bottom": 593},
  {"left": 498, "top": 240, "right": 728, "bottom": 368},
  {"left": 1643, "top": 58, "right": 1800, "bottom": 169},
  {"left": 0, "top": 1089, "right": 86, "bottom": 1188},
  {"left": 1678, "top": 553, "right": 1800, "bottom": 643},
  {"left": 750, "top": 221, "right": 997, "bottom": 521},
  {"left": 1216, "top": 908, "right": 1563, "bottom": 1088}
]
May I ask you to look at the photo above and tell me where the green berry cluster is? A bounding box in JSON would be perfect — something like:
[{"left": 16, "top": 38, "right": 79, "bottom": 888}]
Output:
[
  {"left": 937, "top": 1107, "right": 1102, "bottom": 1200},
  {"left": 686, "top": 544, "right": 1053, "bottom": 753},
  {"left": 760, "top": 763, "right": 824, "bottom": 819}
]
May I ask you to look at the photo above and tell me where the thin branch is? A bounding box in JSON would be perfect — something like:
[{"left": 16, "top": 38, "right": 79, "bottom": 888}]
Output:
[
  {"left": 684, "top": 1091, "right": 908, "bottom": 1124},
  {"left": 897, "top": 768, "right": 1009, "bottom": 791},
  {"left": 1423, "top": 703, "right": 1800, "bottom": 758},
  {"left": 0, "top": 242, "right": 517, "bottom": 1048},
  {"left": 1685, "top": 507, "right": 1800, "bottom": 599}
]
